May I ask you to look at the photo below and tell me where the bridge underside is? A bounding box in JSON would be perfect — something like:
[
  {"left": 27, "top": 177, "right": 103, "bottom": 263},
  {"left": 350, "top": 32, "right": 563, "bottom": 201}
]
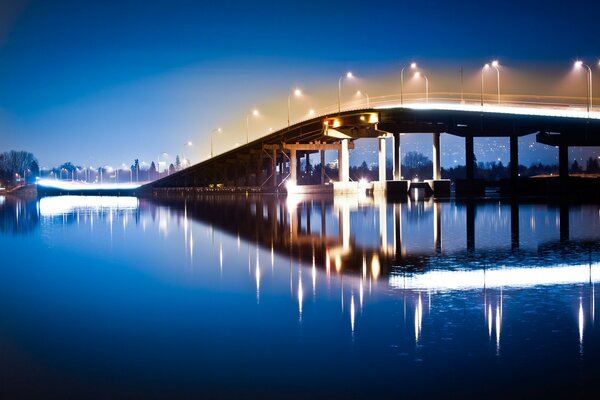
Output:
[{"left": 149, "top": 107, "right": 600, "bottom": 196}]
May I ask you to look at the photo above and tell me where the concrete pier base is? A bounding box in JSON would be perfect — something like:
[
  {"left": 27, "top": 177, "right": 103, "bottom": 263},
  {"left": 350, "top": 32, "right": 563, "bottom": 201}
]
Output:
[
  {"left": 425, "top": 179, "right": 451, "bottom": 197},
  {"left": 387, "top": 180, "right": 410, "bottom": 194},
  {"left": 372, "top": 181, "right": 387, "bottom": 192},
  {"left": 333, "top": 181, "right": 359, "bottom": 194}
]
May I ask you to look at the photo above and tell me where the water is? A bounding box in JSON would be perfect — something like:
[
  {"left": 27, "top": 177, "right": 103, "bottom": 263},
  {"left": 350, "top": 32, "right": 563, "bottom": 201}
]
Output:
[{"left": 1, "top": 193, "right": 600, "bottom": 398}]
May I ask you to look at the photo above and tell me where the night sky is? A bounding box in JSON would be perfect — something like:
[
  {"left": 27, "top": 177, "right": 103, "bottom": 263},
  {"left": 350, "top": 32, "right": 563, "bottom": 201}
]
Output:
[{"left": 1, "top": 0, "right": 599, "bottom": 169}]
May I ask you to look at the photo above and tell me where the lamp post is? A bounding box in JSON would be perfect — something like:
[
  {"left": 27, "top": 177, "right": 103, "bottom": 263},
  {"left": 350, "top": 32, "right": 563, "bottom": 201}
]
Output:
[
  {"left": 400, "top": 62, "right": 417, "bottom": 105},
  {"left": 414, "top": 72, "right": 429, "bottom": 103},
  {"left": 246, "top": 109, "right": 259, "bottom": 144},
  {"left": 491, "top": 60, "right": 500, "bottom": 104},
  {"left": 481, "top": 63, "right": 490, "bottom": 106},
  {"left": 210, "top": 128, "right": 222, "bottom": 158},
  {"left": 575, "top": 60, "right": 593, "bottom": 116},
  {"left": 288, "top": 88, "right": 302, "bottom": 128},
  {"left": 338, "top": 72, "right": 353, "bottom": 113},
  {"left": 356, "top": 90, "right": 370, "bottom": 108}
]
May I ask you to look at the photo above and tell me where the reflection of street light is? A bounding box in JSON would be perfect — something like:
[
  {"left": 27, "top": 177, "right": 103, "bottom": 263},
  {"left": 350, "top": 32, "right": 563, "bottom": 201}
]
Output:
[
  {"left": 481, "top": 63, "right": 490, "bottom": 106},
  {"left": 575, "top": 60, "right": 593, "bottom": 115},
  {"left": 210, "top": 128, "right": 222, "bottom": 158},
  {"left": 356, "top": 90, "right": 370, "bottom": 108},
  {"left": 338, "top": 72, "right": 353, "bottom": 113},
  {"left": 400, "top": 62, "right": 417, "bottom": 105},
  {"left": 246, "top": 109, "right": 259, "bottom": 144},
  {"left": 288, "top": 88, "right": 302, "bottom": 128},
  {"left": 414, "top": 71, "right": 429, "bottom": 103}
]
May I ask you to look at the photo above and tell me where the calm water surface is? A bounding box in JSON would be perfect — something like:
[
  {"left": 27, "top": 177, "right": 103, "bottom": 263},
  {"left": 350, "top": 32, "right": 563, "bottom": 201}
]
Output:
[{"left": 1, "top": 194, "right": 600, "bottom": 398}]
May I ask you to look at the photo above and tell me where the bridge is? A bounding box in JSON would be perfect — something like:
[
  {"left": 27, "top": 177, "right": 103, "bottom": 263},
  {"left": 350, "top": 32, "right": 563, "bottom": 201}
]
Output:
[{"left": 149, "top": 94, "right": 600, "bottom": 197}]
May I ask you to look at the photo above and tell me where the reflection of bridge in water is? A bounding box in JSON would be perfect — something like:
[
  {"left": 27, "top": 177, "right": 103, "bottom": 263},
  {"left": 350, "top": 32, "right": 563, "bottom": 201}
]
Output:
[{"left": 151, "top": 193, "right": 600, "bottom": 278}]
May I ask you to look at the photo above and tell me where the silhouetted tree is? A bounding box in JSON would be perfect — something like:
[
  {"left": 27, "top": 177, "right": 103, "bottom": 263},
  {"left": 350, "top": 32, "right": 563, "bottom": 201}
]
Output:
[
  {"left": 571, "top": 160, "right": 583, "bottom": 173},
  {"left": 586, "top": 157, "right": 600, "bottom": 173},
  {"left": 0, "top": 151, "right": 39, "bottom": 184}
]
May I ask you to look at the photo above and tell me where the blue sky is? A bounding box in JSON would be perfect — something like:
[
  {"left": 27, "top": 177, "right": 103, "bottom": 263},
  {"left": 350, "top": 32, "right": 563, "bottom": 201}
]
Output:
[{"left": 1, "top": 0, "right": 599, "bottom": 168}]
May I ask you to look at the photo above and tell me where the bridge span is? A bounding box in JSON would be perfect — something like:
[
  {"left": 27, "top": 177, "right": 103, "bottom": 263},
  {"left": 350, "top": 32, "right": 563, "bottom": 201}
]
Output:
[{"left": 148, "top": 102, "right": 600, "bottom": 197}]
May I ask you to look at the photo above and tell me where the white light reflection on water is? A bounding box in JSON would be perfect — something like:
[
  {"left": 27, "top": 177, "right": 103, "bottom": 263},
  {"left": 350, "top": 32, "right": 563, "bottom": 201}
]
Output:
[
  {"left": 39, "top": 195, "right": 138, "bottom": 217},
  {"left": 391, "top": 264, "right": 600, "bottom": 292}
]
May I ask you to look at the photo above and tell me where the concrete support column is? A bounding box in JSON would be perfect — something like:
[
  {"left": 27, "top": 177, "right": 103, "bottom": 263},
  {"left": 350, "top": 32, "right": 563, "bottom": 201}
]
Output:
[
  {"left": 465, "top": 136, "right": 475, "bottom": 180},
  {"left": 559, "top": 144, "right": 569, "bottom": 179},
  {"left": 432, "top": 132, "right": 441, "bottom": 180},
  {"left": 393, "top": 133, "right": 401, "bottom": 180},
  {"left": 271, "top": 149, "right": 277, "bottom": 187},
  {"left": 290, "top": 149, "right": 297, "bottom": 184},
  {"left": 320, "top": 150, "right": 325, "bottom": 184},
  {"left": 378, "top": 137, "right": 387, "bottom": 182},
  {"left": 339, "top": 139, "right": 349, "bottom": 183},
  {"left": 510, "top": 135, "right": 519, "bottom": 181}
]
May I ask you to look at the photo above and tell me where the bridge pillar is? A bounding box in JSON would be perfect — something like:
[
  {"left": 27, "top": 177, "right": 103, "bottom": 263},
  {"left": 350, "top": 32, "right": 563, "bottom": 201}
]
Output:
[
  {"left": 465, "top": 136, "right": 475, "bottom": 180},
  {"left": 339, "top": 139, "right": 349, "bottom": 183},
  {"left": 393, "top": 133, "right": 401, "bottom": 180},
  {"left": 510, "top": 135, "right": 519, "bottom": 181},
  {"left": 432, "top": 132, "right": 441, "bottom": 180},
  {"left": 378, "top": 137, "right": 386, "bottom": 182},
  {"left": 320, "top": 150, "right": 325, "bottom": 184},
  {"left": 271, "top": 149, "right": 277, "bottom": 187},
  {"left": 559, "top": 144, "right": 568, "bottom": 179},
  {"left": 290, "top": 149, "right": 297, "bottom": 184}
]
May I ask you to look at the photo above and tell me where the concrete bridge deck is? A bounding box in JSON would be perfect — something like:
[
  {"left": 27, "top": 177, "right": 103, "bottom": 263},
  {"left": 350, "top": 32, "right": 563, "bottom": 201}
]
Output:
[{"left": 147, "top": 102, "right": 600, "bottom": 197}]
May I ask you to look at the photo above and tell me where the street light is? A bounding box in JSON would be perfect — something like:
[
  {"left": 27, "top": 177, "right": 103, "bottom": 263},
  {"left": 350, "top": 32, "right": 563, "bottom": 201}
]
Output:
[
  {"left": 246, "top": 109, "right": 259, "bottom": 144},
  {"left": 400, "top": 62, "right": 417, "bottom": 105},
  {"left": 574, "top": 60, "right": 593, "bottom": 115},
  {"left": 414, "top": 72, "right": 429, "bottom": 103},
  {"left": 491, "top": 60, "right": 500, "bottom": 104},
  {"left": 481, "top": 63, "right": 490, "bottom": 106},
  {"left": 356, "top": 90, "right": 370, "bottom": 108},
  {"left": 338, "top": 72, "right": 353, "bottom": 113},
  {"left": 210, "top": 128, "right": 222, "bottom": 158},
  {"left": 288, "top": 88, "right": 302, "bottom": 128}
]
